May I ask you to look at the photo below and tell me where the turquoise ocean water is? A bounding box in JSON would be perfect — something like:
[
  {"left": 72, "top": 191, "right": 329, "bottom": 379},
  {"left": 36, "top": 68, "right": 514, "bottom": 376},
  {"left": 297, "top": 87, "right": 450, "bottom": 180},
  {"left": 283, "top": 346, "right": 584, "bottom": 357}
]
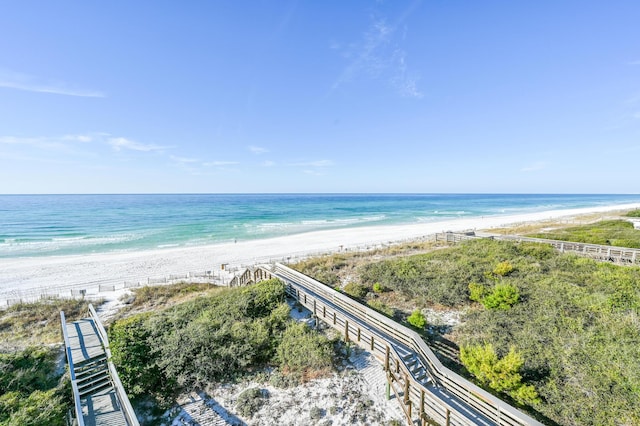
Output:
[{"left": 1, "top": 193, "right": 639, "bottom": 259}]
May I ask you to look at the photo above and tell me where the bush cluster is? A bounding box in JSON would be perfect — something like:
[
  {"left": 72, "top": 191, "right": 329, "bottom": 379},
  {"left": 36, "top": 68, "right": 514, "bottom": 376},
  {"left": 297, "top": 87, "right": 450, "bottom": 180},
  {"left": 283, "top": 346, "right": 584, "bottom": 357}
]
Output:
[
  {"left": 0, "top": 347, "right": 67, "bottom": 426},
  {"left": 358, "top": 238, "right": 640, "bottom": 425},
  {"left": 109, "top": 279, "right": 334, "bottom": 411}
]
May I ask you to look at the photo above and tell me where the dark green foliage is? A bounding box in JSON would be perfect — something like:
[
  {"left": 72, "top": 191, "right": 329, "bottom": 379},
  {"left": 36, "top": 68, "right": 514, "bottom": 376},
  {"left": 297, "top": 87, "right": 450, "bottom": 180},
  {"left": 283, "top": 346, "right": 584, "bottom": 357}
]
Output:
[
  {"left": 359, "top": 238, "right": 640, "bottom": 424},
  {"left": 109, "top": 313, "right": 176, "bottom": 405},
  {"left": 0, "top": 347, "right": 67, "bottom": 426},
  {"left": 453, "top": 242, "right": 640, "bottom": 425},
  {"left": 235, "top": 387, "right": 267, "bottom": 418},
  {"left": 343, "top": 282, "right": 369, "bottom": 299},
  {"left": 276, "top": 322, "right": 333, "bottom": 374},
  {"left": 530, "top": 219, "right": 640, "bottom": 248},
  {"left": 110, "top": 278, "right": 335, "bottom": 411},
  {"left": 625, "top": 209, "right": 640, "bottom": 218},
  {"left": 407, "top": 309, "right": 426, "bottom": 329}
]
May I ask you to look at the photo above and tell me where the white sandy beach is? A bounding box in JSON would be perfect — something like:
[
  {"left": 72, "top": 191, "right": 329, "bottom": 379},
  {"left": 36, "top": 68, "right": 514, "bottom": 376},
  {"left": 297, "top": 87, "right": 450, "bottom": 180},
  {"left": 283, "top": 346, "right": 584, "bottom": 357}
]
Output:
[{"left": 1, "top": 202, "right": 639, "bottom": 305}]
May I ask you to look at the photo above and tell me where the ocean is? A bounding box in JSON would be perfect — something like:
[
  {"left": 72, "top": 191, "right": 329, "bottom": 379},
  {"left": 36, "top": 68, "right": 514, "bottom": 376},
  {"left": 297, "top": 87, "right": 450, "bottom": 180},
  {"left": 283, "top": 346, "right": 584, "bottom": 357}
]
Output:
[{"left": 1, "top": 193, "right": 639, "bottom": 259}]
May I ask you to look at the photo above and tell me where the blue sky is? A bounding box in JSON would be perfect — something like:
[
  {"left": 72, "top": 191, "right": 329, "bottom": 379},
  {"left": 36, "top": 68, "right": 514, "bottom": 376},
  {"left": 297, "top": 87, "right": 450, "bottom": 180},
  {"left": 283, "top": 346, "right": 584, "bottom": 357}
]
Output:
[{"left": 1, "top": 1, "right": 639, "bottom": 194}]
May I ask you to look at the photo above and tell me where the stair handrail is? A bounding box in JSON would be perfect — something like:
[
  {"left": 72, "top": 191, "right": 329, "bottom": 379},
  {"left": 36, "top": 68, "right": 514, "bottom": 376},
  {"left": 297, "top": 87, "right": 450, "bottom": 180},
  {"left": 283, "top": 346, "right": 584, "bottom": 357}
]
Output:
[
  {"left": 88, "top": 304, "right": 140, "bottom": 426},
  {"left": 269, "top": 263, "right": 542, "bottom": 426},
  {"left": 60, "top": 310, "right": 86, "bottom": 426}
]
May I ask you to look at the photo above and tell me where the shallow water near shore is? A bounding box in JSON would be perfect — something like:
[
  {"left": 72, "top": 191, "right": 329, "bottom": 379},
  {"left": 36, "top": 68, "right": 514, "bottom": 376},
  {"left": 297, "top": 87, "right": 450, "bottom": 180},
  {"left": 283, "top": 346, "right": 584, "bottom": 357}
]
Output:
[{"left": 1, "top": 193, "right": 640, "bottom": 258}]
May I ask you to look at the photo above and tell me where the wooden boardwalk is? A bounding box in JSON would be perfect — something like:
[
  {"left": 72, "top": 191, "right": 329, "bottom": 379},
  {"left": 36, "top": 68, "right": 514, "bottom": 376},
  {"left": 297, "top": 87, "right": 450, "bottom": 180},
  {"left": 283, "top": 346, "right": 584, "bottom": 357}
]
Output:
[
  {"left": 61, "top": 305, "right": 139, "bottom": 426},
  {"left": 258, "top": 264, "right": 542, "bottom": 426}
]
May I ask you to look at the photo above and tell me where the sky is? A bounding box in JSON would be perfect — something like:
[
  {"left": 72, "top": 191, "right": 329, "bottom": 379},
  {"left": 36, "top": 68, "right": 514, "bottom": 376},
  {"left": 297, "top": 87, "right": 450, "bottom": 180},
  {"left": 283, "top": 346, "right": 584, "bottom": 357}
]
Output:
[{"left": 0, "top": 1, "right": 639, "bottom": 194}]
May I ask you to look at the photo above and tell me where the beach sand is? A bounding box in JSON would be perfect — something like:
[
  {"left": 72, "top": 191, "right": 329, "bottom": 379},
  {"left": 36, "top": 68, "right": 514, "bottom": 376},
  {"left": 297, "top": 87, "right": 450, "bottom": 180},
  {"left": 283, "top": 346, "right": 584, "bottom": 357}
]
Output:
[{"left": 2, "top": 202, "right": 639, "bottom": 305}]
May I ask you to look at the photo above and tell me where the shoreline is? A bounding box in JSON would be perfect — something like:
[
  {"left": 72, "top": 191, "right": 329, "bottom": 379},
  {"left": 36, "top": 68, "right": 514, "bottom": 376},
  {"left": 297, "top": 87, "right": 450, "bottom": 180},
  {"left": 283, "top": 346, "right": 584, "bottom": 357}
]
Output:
[{"left": 1, "top": 202, "right": 639, "bottom": 304}]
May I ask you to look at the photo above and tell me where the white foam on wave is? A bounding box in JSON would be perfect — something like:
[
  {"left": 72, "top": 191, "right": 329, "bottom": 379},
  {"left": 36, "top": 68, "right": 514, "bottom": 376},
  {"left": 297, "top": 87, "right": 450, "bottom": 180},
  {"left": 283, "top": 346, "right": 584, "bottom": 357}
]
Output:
[{"left": 0, "top": 233, "right": 143, "bottom": 256}]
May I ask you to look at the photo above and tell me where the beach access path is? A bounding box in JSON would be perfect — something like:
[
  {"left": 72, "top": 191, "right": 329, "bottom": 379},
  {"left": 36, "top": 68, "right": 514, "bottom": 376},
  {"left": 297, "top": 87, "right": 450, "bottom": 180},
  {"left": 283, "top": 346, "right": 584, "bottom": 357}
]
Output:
[{"left": 1, "top": 203, "right": 639, "bottom": 306}]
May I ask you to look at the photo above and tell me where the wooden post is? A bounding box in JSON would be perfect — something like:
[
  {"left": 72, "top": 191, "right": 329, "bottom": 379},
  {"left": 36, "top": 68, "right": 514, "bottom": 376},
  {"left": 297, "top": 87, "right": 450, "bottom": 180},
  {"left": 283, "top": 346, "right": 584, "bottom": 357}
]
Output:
[
  {"left": 396, "top": 359, "right": 400, "bottom": 374},
  {"left": 323, "top": 306, "right": 326, "bottom": 317},
  {"left": 313, "top": 300, "right": 316, "bottom": 316},
  {"left": 333, "top": 312, "right": 336, "bottom": 325},
  {"left": 420, "top": 389, "right": 425, "bottom": 418},
  {"left": 404, "top": 375, "right": 410, "bottom": 404},
  {"left": 357, "top": 327, "right": 361, "bottom": 342},
  {"left": 344, "top": 320, "right": 350, "bottom": 342},
  {"left": 386, "top": 381, "right": 391, "bottom": 400},
  {"left": 304, "top": 293, "right": 307, "bottom": 304},
  {"left": 370, "top": 335, "right": 375, "bottom": 351},
  {"left": 445, "top": 409, "right": 451, "bottom": 426},
  {"left": 385, "top": 346, "right": 390, "bottom": 371}
]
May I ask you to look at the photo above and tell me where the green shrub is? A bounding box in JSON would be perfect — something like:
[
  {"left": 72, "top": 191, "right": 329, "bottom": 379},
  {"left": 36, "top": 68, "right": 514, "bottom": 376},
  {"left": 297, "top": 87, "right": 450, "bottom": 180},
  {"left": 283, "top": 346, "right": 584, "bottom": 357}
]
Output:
[
  {"left": 468, "top": 282, "right": 486, "bottom": 302},
  {"left": 276, "top": 322, "right": 333, "bottom": 374},
  {"left": 236, "top": 387, "right": 267, "bottom": 418},
  {"left": 625, "top": 209, "right": 640, "bottom": 218},
  {"left": 482, "top": 283, "right": 519, "bottom": 310},
  {"left": 372, "top": 282, "right": 384, "bottom": 293},
  {"left": 460, "top": 343, "right": 539, "bottom": 405},
  {"left": 407, "top": 309, "right": 426, "bottom": 329},
  {"left": 493, "top": 261, "right": 515, "bottom": 276},
  {"left": 0, "top": 347, "right": 67, "bottom": 426},
  {"left": 343, "top": 282, "right": 369, "bottom": 299}
]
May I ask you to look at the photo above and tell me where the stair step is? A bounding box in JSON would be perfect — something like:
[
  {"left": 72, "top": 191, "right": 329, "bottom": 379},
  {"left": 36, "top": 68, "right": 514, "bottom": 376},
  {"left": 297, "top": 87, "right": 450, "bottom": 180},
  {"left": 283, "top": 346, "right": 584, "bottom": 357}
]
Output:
[
  {"left": 401, "top": 352, "right": 414, "bottom": 362},
  {"left": 79, "top": 380, "right": 113, "bottom": 398},
  {"left": 75, "top": 355, "right": 107, "bottom": 370},
  {"left": 76, "top": 365, "right": 109, "bottom": 383},
  {"left": 78, "top": 374, "right": 111, "bottom": 393}
]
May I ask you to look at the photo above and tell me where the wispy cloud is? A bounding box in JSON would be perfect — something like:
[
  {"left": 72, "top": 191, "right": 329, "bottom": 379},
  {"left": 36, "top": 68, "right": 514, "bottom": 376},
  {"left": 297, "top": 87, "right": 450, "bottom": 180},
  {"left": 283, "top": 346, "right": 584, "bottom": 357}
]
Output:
[
  {"left": 331, "top": 10, "right": 423, "bottom": 99},
  {"left": 170, "top": 155, "right": 199, "bottom": 164},
  {"left": 521, "top": 161, "right": 548, "bottom": 172},
  {"left": 108, "top": 137, "right": 167, "bottom": 152},
  {"left": 0, "top": 68, "right": 105, "bottom": 98},
  {"left": 248, "top": 145, "right": 268, "bottom": 154},
  {"left": 633, "top": 111, "right": 640, "bottom": 120},
  {"left": 203, "top": 160, "right": 240, "bottom": 167},
  {"left": 262, "top": 160, "right": 276, "bottom": 167},
  {"left": 290, "top": 159, "right": 334, "bottom": 167},
  {"left": 0, "top": 134, "right": 94, "bottom": 150}
]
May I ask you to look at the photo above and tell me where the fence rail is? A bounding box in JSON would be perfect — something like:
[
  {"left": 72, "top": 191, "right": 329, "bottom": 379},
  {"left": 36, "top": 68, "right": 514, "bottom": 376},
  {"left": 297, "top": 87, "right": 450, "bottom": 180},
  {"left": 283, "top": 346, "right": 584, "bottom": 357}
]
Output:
[
  {"left": 435, "top": 232, "right": 640, "bottom": 265},
  {"left": 262, "top": 263, "right": 542, "bottom": 426}
]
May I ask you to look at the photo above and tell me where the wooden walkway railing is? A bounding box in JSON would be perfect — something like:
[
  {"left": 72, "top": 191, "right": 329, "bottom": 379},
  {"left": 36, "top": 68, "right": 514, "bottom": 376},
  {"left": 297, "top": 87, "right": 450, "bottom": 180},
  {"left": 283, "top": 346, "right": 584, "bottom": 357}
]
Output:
[
  {"left": 435, "top": 232, "right": 640, "bottom": 265},
  {"left": 259, "top": 263, "right": 542, "bottom": 426},
  {"left": 61, "top": 304, "right": 139, "bottom": 426}
]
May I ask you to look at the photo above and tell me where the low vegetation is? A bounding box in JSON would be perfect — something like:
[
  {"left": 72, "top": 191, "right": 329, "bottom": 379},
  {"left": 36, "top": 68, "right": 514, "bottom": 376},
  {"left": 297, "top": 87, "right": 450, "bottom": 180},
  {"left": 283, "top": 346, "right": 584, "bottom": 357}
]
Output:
[
  {"left": 0, "top": 298, "right": 95, "bottom": 425},
  {"left": 295, "top": 236, "right": 640, "bottom": 425},
  {"left": 0, "top": 346, "right": 68, "bottom": 426},
  {"left": 109, "top": 279, "right": 336, "bottom": 419},
  {"left": 529, "top": 219, "right": 640, "bottom": 248},
  {"left": 0, "top": 298, "right": 94, "bottom": 349}
]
